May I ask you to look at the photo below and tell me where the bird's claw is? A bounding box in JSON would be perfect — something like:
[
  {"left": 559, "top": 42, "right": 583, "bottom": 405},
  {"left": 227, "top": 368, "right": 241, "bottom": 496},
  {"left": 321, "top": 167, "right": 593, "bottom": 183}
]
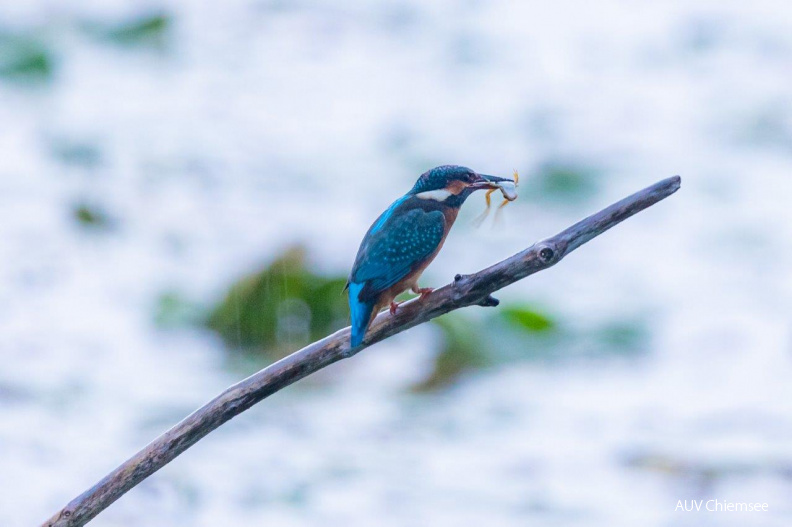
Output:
[
  {"left": 390, "top": 302, "right": 399, "bottom": 315},
  {"left": 412, "top": 286, "right": 434, "bottom": 301}
]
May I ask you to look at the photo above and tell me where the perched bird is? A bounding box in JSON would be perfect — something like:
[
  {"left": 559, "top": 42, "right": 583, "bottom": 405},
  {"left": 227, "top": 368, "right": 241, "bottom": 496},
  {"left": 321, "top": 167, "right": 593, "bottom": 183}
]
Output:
[{"left": 347, "top": 165, "right": 514, "bottom": 347}]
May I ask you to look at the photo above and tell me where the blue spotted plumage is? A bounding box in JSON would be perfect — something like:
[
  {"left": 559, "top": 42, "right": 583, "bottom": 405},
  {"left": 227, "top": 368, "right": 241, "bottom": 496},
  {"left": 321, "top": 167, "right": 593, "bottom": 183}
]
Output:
[{"left": 347, "top": 165, "right": 514, "bottom": 347}]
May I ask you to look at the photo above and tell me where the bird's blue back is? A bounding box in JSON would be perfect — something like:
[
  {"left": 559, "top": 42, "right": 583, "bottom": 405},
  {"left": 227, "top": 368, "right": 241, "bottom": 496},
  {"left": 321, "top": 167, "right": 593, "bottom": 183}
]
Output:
[{"left": 348, "top": 196, "right": 445, "bottom": 346}]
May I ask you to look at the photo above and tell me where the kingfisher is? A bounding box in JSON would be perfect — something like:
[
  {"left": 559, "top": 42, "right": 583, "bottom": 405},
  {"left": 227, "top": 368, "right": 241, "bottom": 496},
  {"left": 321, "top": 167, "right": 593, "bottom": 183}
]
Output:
[{"left": 346, "top": 165, "right": 514, "bottom": 347}]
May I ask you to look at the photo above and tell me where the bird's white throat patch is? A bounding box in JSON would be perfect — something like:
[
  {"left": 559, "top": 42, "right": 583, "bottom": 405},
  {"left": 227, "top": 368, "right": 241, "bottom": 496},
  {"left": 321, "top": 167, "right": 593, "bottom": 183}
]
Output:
[{"left": 415, "top": 189, "right": 453, "bottom": 201}]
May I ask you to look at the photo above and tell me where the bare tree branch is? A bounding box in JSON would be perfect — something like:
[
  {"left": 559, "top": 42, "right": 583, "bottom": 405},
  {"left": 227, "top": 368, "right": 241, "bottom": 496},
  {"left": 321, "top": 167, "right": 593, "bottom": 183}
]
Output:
[{"left": 43, "top": 176, "right": 681, "bottom": 527}]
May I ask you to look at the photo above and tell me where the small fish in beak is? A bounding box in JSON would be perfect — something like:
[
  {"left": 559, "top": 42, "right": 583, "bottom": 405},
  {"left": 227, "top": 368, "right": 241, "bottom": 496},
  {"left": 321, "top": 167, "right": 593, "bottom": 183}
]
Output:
[{"left": 474, "top": 170, "right": 519, "bottom": 227}]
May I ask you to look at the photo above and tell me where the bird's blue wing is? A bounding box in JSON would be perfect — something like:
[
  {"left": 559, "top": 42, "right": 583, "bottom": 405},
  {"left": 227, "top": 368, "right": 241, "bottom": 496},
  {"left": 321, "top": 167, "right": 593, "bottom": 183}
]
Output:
[
  {"left": 347, "top": 203, "right": 445, "bottom": 346},
  {"left": 350, "top": 207, "right": 445, "bottom": 301}
]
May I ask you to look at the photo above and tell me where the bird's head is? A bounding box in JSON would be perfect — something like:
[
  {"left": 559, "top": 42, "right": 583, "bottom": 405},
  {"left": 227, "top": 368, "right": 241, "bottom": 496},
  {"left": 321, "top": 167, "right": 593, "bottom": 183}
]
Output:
[{"left": 408, "top": 165, "right": 513, "bottom": 207}]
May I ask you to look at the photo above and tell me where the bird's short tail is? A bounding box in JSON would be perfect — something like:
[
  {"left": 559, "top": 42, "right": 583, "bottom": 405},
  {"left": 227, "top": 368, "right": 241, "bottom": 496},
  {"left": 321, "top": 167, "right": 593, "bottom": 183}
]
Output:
[{"left": 348, "top": 282, "right": 374, "bottom": 347}]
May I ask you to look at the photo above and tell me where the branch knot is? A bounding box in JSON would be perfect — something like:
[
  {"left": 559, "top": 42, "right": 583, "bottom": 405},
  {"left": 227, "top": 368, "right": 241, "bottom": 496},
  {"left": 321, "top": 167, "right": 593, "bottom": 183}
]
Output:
[{"left": 537, "top": 245, "right": 556, "bottom": 264}]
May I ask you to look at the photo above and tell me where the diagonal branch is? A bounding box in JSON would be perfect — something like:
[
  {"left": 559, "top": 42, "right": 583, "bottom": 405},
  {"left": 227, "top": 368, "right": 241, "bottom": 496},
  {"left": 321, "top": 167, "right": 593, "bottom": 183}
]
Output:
[{"left": 43, "top": 176, "right": 681, "bottom": 527}]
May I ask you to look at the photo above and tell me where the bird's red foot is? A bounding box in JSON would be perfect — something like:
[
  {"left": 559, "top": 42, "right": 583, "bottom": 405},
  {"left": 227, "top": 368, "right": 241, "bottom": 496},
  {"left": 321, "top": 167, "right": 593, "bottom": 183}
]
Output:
[
  {"left": 390, "top": 302, "right": 399, "bottom": 315},
  {"left": 412, "top": 286, "right": 434, "bottom": 301}
]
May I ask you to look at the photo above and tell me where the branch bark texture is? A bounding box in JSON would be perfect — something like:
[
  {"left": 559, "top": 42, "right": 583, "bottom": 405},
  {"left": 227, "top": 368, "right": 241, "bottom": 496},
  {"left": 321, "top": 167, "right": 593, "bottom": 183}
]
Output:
[{"left": 43, "top": 176, "right": 681, "bottom": 527}]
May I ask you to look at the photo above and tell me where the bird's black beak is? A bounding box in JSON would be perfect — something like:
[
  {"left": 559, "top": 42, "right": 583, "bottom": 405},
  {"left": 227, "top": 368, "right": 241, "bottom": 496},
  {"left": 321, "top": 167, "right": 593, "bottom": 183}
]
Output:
[{"left": 469, "top": 173, "right": 513, "bottom": 190}]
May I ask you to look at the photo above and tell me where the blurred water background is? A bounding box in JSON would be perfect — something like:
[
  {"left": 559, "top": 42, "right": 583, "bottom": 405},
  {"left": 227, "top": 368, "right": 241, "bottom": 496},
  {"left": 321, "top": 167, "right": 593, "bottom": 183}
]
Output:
[{"left": 1, "top": 1, "right": 791, "bottom": 525}]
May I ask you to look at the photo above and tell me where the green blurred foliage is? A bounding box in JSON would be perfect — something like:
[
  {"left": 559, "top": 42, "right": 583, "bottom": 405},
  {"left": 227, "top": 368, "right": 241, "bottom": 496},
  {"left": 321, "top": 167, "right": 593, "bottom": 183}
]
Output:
[
  {"left": 155, "top": 292, "right": 205, "bottom": 329},
  {"left": 84, "top": 13, "right": 172, "bottom": 50},
  {"left": 73, "top": 203, "right": 113, "bottom": 230},
  {"left": 411, "top": 315, "right": 488, "bottom": 392},
  {"left": 500, "top": 304, "right": 556, "bottom": 332},
  {"left": 0, "top": 13, "right": 172, "bottom": 85},
  {"left": 412, "top": 304, "right": 559, "bottom": 392},
  {"left": 593, "top": 319, "right": 650, "bottom": 356},
  {"left": 205, "top": 246, "right": 348, "bottom": 356},
  {"left": 199, "top": 248, "right": 649, "bottom": 388},
  {"left": 412, "top": 304, "right": 650, "bottom": 392},
  {"left": 533, "top": 161, "right": 601, "bottom": 203},
  {"left": 0, "top": 31, "right": 55, "bottom": 82}
]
